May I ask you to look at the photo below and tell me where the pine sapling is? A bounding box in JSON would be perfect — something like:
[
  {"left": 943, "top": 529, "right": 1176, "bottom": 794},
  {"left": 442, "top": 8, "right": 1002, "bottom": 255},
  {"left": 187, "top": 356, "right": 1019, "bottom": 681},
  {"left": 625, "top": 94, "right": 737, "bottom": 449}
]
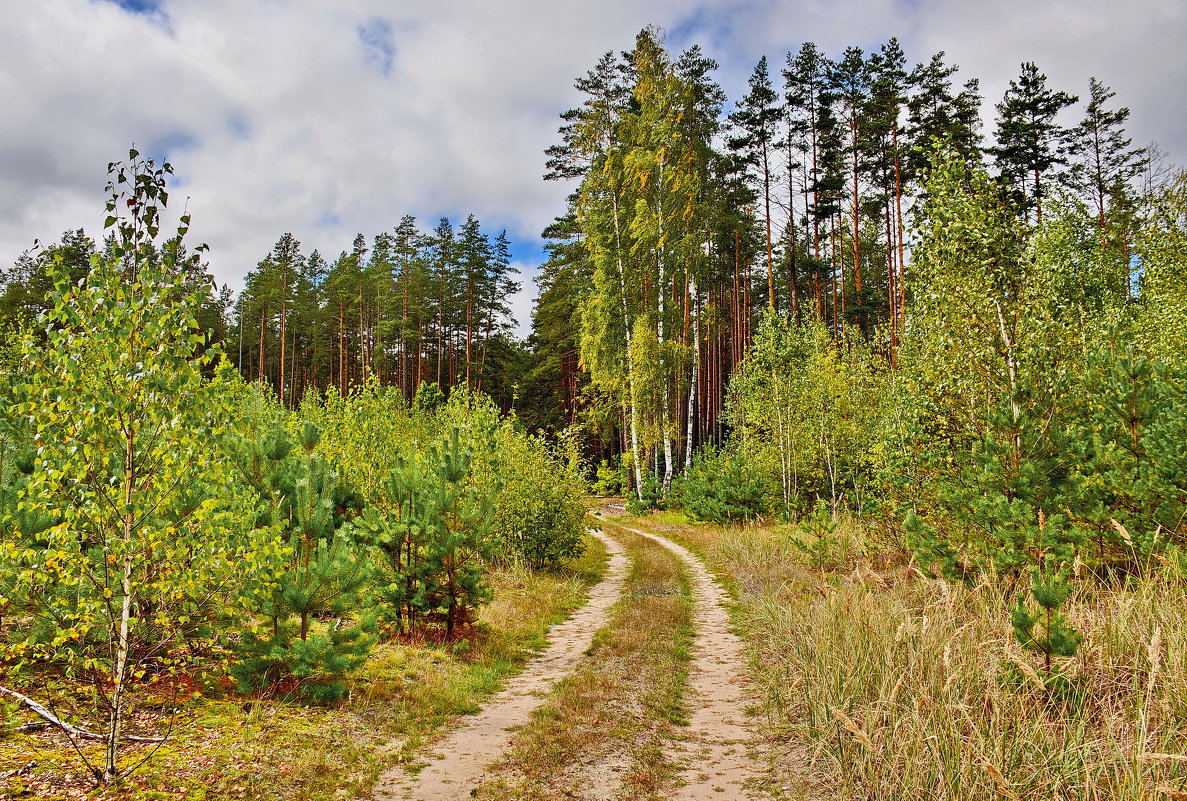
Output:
[
  {"left": 794, "top": 499, "right": 840, "bottom": 569},
  {"left": 1010, "top": 564, "right": 1083, "bottom": 675}
]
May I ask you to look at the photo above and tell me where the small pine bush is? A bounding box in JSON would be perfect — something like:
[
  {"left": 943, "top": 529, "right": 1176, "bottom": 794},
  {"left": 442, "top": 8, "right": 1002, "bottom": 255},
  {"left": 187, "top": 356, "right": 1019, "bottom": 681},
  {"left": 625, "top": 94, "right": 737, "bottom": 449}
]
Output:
[
  {"left": 1010, "top": 563, "right": 1083, "bottom": 676},
  {"left": 681, "top": 449, "right": 768, "bottom": 524}
]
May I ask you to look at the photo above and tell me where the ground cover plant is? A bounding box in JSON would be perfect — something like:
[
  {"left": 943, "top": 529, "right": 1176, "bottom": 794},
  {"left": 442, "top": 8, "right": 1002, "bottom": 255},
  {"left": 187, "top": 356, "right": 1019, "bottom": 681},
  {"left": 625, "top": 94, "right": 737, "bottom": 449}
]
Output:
[{"left": 0, "top": 537, "right": 606, "bottom": 800}]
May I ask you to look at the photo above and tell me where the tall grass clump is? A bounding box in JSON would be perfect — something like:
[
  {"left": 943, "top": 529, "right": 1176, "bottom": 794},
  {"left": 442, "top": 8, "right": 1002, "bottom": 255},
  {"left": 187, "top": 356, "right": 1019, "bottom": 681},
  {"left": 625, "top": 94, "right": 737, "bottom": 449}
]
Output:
[{"left": 734, "top": 536, "right": 1187, "bottom": 800}]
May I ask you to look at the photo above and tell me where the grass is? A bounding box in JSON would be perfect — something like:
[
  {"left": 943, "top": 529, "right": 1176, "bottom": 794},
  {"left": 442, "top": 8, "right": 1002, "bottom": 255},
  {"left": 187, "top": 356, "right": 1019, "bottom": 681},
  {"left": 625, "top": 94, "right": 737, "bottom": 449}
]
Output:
[
  {"left": 0, "top": 533, "right": 608, "bottom": 801},
  {"left": 473, "top": 521, "right": 694, "bottom": 801},
  {"left": 618, "top": 508, "right": 1187, "bottom": 801}
]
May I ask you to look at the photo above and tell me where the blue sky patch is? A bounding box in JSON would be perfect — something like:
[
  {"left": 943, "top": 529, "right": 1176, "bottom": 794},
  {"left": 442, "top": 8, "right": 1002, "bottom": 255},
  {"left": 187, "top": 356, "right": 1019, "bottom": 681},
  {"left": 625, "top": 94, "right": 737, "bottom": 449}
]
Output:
[
  {"left": 94, "top": 0, "right": 173, "bottom": 33},
  {"left": 226, "top": 111, "right": 252, "bottom": 140},
  {"left": 357, "top": 18, "right": 395, "bottom": 77},
  {"left": 96, "top": 0, "right": 161, "bottom": 13},
  {"left": 147, "top": 131, "right": 197, "bottom": 167}
]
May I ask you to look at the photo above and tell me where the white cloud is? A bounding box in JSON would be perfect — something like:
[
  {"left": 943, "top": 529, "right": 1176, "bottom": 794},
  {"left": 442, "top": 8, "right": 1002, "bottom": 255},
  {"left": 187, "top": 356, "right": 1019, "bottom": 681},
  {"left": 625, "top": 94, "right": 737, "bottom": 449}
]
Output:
[{"left": 1, "top": 0, "right": 1183, "bottom": 340}]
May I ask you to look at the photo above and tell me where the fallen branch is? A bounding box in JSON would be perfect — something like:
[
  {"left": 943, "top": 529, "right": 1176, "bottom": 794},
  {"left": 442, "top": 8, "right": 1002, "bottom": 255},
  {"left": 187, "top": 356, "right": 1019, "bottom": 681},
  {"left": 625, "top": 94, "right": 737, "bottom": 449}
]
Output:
[
  {"left": 0, "top": 760, "right": 38, "bottom": 780},
  {"left": 0, "top": 684, "right": 164, "bottom": 744}
]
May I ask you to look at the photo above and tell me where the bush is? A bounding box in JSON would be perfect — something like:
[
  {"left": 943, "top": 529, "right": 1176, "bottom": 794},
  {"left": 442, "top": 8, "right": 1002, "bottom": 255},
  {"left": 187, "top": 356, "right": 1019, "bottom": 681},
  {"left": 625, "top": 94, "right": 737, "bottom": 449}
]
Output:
[
  {"left": 680, "top": 448, "right": 769, "bottom": 524},
  {"left": 592, "top": 459, "right": 626, "bottom": 496}
]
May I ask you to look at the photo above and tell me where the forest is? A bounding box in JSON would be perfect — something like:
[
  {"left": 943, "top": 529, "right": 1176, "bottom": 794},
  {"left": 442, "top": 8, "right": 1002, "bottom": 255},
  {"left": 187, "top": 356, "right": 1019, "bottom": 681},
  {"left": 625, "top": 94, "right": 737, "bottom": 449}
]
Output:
[{"left": 1, "top": 23, "right": 1186, "bottom": 801}]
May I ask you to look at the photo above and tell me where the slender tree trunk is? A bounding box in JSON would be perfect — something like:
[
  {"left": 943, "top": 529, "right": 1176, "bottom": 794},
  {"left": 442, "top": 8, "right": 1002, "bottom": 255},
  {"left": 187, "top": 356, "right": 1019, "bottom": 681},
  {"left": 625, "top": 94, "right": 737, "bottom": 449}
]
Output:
[
  {"left": 257, "top": 305, "right": 266, "bottom": 385},
  {"left": 107, "top": 423, "right": 137, "bottom": 782},
  {"left": 278, "top": 293, "right": 287, "bottom": 404},
  {"left": 465, "top": 278, "right": 473, "bottom": 389},
  {"left": 609, "top": 188, "right": 645, "bottom": 501},
  {"left": 893, "top": 118, "right": 906, "bottom": 345},
  {"left": 1034, "top": 167, "right": 1043, "bottom": 226},
  {"left": 764, "top": 152, "right": 775, "bottom": 312},
  {"left": 685, "top": 276, "right": 699, "bottom": 471},
  {"left": 337, "top": 304, "right": 346, "bottom": 395},
  {"left": 851, "top": 115, "right": 863, "bottom": 297},
  {"left": 787, "top": 137, "right": 801, "bottom": 320}
]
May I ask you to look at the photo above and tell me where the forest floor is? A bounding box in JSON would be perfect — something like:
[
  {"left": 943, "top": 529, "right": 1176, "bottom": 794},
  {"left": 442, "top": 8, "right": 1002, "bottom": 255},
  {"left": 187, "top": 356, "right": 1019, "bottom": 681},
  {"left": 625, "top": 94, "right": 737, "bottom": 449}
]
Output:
[{"left": 0, "top": 535, "right": 610, "bottom": 801}]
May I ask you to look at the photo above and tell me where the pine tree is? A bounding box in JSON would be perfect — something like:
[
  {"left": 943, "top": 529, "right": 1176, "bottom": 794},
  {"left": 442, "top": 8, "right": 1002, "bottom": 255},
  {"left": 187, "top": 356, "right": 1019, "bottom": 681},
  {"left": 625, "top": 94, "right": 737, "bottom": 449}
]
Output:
[
  {"left": 992, "top": 62, "right": 1078, "bottom": 224},
  {"left": 728, "top": 56, "right": 782, "bottom": 311},
  {"left": 228, "top": 419, "right": 375, "bottom": 703},
  {"left": 830, "top": 46, "right": 871, "bottom": 324},
  {"left": 0, "top": 230, "right": 95, "bottom": 333},
  {"left": 906, "top": 52, "right": 983, "bottom": 180},
  {"left": 1011, "top": 564, "right": 1082, "bottom": 675},
  {"left": 457, "top": 214, "right": 491, "bottom": 389},
  {"left": 1066, "top": 78, "right": 1149, "bottom": 275},
  {"left": 268, "top": 233, "right": 304, "bottom": 404},
  {"left": 784, "top": 42, "right": 838, "bottom": 319},
  {"left": 361, "top": 429, "right": 494, "bottom": 638}
]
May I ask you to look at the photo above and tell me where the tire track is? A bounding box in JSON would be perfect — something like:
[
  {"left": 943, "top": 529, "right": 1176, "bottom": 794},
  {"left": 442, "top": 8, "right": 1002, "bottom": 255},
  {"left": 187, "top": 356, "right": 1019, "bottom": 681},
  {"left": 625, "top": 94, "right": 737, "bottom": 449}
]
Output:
[
  {"left": 370, "top": 529, "right": 630, "bottom": 801},
  {"left": 612, "top": 523, "right": 763, "bottom": 800}
]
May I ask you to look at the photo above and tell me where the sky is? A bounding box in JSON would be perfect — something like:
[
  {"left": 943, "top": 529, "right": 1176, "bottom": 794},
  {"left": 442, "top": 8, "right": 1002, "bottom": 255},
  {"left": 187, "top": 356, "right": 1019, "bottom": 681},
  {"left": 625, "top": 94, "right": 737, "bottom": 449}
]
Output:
[{"left": 1, "top": 0, "right": 1184, "bottom": 337}]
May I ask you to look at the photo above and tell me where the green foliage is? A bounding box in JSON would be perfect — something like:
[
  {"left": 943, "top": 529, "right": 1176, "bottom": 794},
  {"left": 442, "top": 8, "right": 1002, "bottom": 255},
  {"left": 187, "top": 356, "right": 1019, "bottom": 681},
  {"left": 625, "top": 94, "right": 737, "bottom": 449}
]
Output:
[
  {"left": 432, "top": 391, "right": 586, "bottom": 570},
  {"left": 592, "top": 459, "right": 626, "bottom": 496},
  {"left": 226, "top": 411, "right": 375, "bottom": 702},
  {"left": 726, "top": 311, "right": 891, "bottom": 518},
  {"left": 907, "top": 335, "right": 1187, "bottom": 579},
  {"left": 792, "top": 500, "right": 841, "bottom": 570},
  {"left": 414, "top": 381, "right": 446, "bottom": 411},
  {"left": 680, "top": 448, "right": 769, "bottom": 524},
  {"left": 361, "top": 428, "right": 495, "bottom": 637},
  {"left": 625, "top": 470, "right": 667, "bottom": 514},
  {"left": 1010, "top": 565, "right": 1083, "bottom": 675},
  {"left": 0, "top": 149, "right": 280, "bottom": 782},
  {"left": 1135, "top": 171, "right": 1187, "bottom": 365}
]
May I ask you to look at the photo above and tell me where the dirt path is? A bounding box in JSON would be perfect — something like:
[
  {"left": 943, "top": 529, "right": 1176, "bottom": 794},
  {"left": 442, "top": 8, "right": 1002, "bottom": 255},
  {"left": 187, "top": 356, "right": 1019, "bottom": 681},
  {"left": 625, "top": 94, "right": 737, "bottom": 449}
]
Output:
[
  {"left": 611, "top": 522, "right": 765, "bottom": 800},
  {"left": 370, "top": 529, "right": 630, "bottom": 801}
]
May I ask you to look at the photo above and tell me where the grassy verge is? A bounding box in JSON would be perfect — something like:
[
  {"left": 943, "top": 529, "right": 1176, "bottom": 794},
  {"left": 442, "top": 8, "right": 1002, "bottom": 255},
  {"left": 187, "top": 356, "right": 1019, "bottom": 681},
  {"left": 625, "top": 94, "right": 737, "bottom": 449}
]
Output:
[
  {"left": 473, "top": 521, "right": 694, "bottom": 801},
  {"left": 617, "top": 508, "right": 1187, "bottom": 801},
  {"left": 0, "top": 533, "right": 608, "bottom": 801}
]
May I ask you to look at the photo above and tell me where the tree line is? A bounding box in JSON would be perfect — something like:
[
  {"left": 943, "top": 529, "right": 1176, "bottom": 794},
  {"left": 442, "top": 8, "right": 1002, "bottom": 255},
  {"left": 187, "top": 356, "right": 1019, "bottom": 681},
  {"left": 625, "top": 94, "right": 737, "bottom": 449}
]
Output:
[
  {"left": 523, "top": 27, "right": 1158, "bottom": 495},
  {"left": 232, "top": 217, "right": 520, "bottom": 408},
  {"left": 0, "top": 216, "right": 523, "bottom": 412}
]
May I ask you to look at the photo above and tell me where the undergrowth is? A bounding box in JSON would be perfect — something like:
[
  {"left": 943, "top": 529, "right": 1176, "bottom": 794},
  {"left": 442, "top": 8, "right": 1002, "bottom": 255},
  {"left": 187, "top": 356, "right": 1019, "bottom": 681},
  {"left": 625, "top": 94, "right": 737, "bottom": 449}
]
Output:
[
  {"left": 621, "top": 508, "right": 1187, "bottom": 801},
  {"left": 0, "top": 534, "right": 607, "bottom": 801}
]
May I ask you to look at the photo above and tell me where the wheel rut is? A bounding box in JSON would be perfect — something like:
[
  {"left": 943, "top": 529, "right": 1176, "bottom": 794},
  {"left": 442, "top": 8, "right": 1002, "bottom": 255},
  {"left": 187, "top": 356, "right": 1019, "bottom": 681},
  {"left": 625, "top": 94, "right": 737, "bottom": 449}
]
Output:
[
  {"left": 370, "top": 529, "right": 629, "bottom": 801},
  {"left": 612, "top": 522, "right": 764, "bottom": 800}
]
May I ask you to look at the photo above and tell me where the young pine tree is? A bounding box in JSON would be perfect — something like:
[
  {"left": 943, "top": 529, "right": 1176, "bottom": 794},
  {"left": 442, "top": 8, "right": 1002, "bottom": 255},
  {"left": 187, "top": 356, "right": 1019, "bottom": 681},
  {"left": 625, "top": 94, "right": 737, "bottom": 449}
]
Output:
[{"left": 229, "top": 418, "right": 375, "bottom": 703}]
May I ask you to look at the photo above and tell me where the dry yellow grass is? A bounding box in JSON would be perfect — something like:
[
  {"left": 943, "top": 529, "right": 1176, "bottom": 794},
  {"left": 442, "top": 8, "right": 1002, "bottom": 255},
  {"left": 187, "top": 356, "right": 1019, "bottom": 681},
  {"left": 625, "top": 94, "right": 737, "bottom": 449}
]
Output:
[{"left": 624, "top": 510, "right": 1187, "bottom": 801}]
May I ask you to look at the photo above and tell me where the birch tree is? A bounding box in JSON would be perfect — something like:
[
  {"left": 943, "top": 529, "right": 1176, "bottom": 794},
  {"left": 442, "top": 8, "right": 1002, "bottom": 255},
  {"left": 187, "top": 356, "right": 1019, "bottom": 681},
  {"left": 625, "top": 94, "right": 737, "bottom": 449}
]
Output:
[{"left": 0, "top": 151, "right": 277, "bottom": 783}]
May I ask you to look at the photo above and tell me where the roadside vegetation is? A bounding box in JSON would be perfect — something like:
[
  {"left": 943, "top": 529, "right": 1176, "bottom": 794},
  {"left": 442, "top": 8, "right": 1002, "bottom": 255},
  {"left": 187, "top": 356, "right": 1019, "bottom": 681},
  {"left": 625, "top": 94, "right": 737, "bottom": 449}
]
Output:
[
  {"left": 0, "top": 152, "right": 592, "bottom": 798},
  {"left": 0, "top": 538, "right": 605, "bottom": 800},
  {"left": 618, "top": 509, "right": 1187, "bottom": 800}
]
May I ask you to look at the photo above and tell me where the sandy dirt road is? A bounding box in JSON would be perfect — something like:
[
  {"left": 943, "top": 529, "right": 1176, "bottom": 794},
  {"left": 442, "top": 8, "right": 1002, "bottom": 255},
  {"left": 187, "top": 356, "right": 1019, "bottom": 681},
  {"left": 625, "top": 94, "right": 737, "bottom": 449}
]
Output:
[
  {"left": 371, "top": 513, "right": 767, "bottom": 800},
  {"left": 370, "top": 529, "right": 630, "bottom": 801},
  {"left": 610, "top": 522, "right": 765, "bottom": 800}
]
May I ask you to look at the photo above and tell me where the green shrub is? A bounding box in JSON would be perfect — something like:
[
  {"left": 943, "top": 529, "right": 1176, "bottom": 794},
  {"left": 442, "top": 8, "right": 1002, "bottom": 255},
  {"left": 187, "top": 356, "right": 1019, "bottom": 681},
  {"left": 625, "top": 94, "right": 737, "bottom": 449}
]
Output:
[{"left": 680, "top": 448, "right": 768, "bottom": 524}]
